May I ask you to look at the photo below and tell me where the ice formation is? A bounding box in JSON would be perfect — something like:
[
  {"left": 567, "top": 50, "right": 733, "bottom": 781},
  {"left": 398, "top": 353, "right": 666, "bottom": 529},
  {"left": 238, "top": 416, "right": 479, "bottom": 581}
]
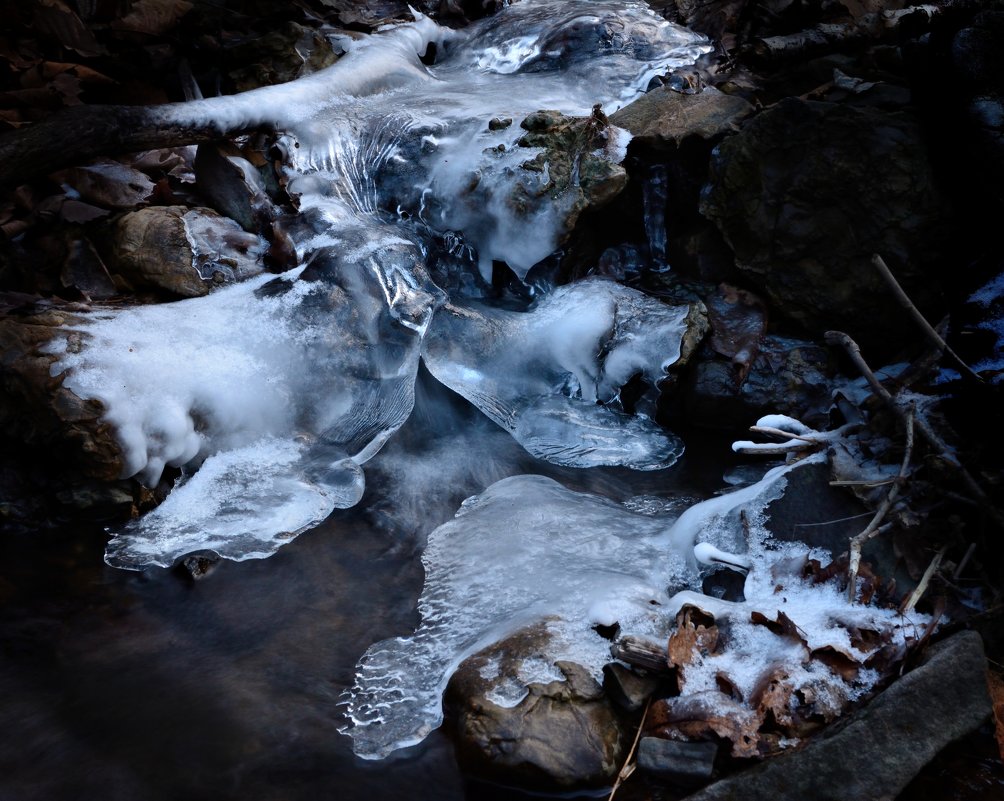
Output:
[
  {"left": 422, "top": 278, "right": 690, "bottom": 469},
  {"left": 49, "top": 0, "right": 709, "bottom": 567},
  {"left": 340, "top": 474, "right": 690, "bottom": 759},
  {"left": 49, "top": 220, "right": 442, "bottom": 567},
  {"left": 342, "top": 454, "right": 926, "bottom": 760}
]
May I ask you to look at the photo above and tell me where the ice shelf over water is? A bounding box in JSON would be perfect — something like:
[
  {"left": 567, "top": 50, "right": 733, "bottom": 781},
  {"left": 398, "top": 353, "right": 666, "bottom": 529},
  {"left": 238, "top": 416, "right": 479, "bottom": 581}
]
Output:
[
  {"left": 342, "top": 454, "right": 928, "bottom": 760},
  {"left": 422, "top": 278, "right": 690, "bottom": 470},
  {"left": 49, "top": 0, "right": 709, "bottom": 568}
]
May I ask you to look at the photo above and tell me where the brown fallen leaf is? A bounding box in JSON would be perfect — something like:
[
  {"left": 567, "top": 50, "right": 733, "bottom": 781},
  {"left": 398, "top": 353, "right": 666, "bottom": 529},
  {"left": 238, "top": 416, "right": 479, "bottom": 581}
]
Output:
[
  {"left": 33, "top": 0, "right": 106, "bottom": 58},
  {"left": 649, "top": 691, "right": 761, "bottom": 758},
  {"left": 668, "top": 605, "right": 720, "bottom": 676},
  {"left": 750, "top": 666, "right": 797, "bottom": 729},
  {"left": 810, "top": 646, "right": 860, "bottom": 681},
  {"left": 750, "top": 610, "right": 806, "bottom": 645},
  {"left": 51, "top": 159, "right": 155, "bottom": 210}
]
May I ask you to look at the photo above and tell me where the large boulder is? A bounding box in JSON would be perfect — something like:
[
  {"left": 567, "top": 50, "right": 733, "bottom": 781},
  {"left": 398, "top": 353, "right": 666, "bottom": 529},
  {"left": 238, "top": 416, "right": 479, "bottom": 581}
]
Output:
[
  {"left": 444, "top": 624, "right": 627, "bottom": 790},
  {"left": 700, "top": 98, "right": 953, "bottom": 351},
  {"left": 683, "top": 630, "right": 992, "bottom": 801}
]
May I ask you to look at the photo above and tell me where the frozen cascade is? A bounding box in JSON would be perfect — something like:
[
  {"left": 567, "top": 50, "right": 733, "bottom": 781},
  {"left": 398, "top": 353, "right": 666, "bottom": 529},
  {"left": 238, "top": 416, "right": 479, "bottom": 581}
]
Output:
[
  {"left": 422, "top": 278, "right": 690, "bottom": 469},
  {"left": 342, "top": 455, "right": 927, "bottom": 759},
  {"left": 47, "top": 0, "right": 708, "bottom": 567}
]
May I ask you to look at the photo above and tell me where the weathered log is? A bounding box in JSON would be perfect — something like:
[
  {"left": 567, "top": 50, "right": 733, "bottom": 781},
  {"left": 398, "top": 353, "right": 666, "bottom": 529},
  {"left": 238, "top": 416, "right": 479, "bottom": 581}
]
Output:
[{"left": 0, "top": 104, "right": 263, "bottom": 188}]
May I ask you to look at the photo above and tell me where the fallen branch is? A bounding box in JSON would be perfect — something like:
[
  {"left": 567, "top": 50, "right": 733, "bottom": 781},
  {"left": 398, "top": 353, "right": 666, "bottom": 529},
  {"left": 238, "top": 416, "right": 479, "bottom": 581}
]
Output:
[
  {"left": 901, "top": 547, "right": 947, "bottom": 614},
  {"left": 825, "top": 331, "right": 1004, "bottom": 530},
  {"left": 0, "top": 105, "right": 261, "bottom": 188},
  {"left": 871, "top": 254, "right": 982, "bottom": 384},
  {"left": 607, "top": 696, "right": 652, "bottom": 801},
  {"left": 847, "top": 409, "right": 914, "bottom": 602}
]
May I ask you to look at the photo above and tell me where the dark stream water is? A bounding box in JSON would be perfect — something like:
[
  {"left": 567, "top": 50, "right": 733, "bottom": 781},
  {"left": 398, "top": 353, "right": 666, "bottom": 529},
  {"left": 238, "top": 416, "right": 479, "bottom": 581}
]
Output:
[{"left": 0, "top": 377, "right": 740, "bottom": 801}]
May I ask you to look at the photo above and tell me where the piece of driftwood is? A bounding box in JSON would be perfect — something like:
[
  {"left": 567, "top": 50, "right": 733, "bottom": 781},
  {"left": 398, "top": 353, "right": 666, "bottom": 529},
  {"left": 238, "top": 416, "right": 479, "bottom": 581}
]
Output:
[{"left": 611, "top": 636, "right": 672, "bottom": 675}]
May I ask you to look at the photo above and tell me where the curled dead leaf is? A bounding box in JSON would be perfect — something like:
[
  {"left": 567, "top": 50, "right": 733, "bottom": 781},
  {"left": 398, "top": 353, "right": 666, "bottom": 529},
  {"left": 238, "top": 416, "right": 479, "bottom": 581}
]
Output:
[
  {"left": 810, "top": 646, "right": 860, "bottom": 681},
  {"left": 668, "top": 605, "right": 720, "bottom": 675},
  {"left": 649, "top": 691, "right": 761, "bottom": 758}
]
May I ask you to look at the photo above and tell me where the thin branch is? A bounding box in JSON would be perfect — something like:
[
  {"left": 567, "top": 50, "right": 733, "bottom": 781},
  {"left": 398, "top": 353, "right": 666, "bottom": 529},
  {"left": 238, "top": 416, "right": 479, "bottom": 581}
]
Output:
[
  {"left": 953, "top": 542, "right": 977, "bottom": 580},
  {"left": 847, "top": 408, "right": 915, "bottom": 602},
  {"left": 607, "top": 696, "right": 652, "bottom": 801},
  {"left": 825, "top": 330, "right": 1004, "bottom": 530},
  {"left": 901, "top": 547, "right": 947, "bottom": 614},
  {"left": 829, "top": 478, "right": 897, "bottom": 488},
  {"left": 749, "top": 425, "right": 823, "bottom": 443},
  {"left": 871, "top": 254, "right": 983, "bottom": 383}
]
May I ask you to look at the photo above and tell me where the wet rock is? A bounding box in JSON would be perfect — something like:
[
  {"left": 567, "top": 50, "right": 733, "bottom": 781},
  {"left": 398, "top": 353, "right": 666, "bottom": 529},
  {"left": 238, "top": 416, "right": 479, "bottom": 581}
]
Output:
[
  {"left": 106, "top": 206, "right": 266, "bottom": 297},
  {"left": 226, "top": 21, "right": 341, "bottom": 93},
  {"left": 610, "top": 86, "right": 754, "bottom": 150},
  {"left": 667, "top": 0, "right": 748, "bottom": 41},
  {"left": 951, "top": 13, "right": 1004, "bottom": 183},
  {"left": 488, "top": 116, "right": 512, "bottom": 131},
  {"left": 700, "top": 98, "right": 952, "bottom": 351},
  {"left": 701, "top": 568, "right": 746, "bottom": 603},
  {"left": 514, "top": 107, "right": 629, "bottom": 238},
  {"left": 445, "top": 623, "right": 627, "bottom": 790},
  {"left": 178, "top": 551, "right": 221, "bottom": 581},
  {"left": 637, "top": 737, "right": 717, "bottom": 786},
  {"left": 0, "top": 307, "right": 125, "bottom": 483},
  {"left": 194, "top": 143, "right": 276, "bottom": 233},
  {"left": 684, "top": 630, "right": 992, "bottom": 801},
  {"left": 603, "top": 663, "right": 663, "bottom": 713},
  {"left": 683, "top": 335, "right": 834, "bottom": 430}
]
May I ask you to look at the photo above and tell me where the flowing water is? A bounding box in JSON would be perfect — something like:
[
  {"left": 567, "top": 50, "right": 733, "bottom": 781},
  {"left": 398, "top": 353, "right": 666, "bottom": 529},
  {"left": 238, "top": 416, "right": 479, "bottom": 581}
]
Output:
[{"left": 0, "top": 1, "right": 957, "bottom": 796}]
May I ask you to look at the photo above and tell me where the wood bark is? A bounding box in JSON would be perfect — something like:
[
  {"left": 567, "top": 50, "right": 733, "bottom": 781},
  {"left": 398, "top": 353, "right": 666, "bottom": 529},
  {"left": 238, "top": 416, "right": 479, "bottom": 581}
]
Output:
[{"left": 0, "top": 104, "right": 262, "bottom": 188}]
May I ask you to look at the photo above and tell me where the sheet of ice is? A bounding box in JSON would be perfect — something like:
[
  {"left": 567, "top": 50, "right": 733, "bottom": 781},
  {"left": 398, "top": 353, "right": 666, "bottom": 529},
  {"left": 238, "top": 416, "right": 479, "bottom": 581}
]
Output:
[
  {"left": 422, "top": 278, "right": 689, "bottom": 469},
  {"left": 104, "top": 438, "right": 363, "bottom": 569},
  {"left": 340, "top": 474, "right": 691, "bottom": 759},
  {"left": 48, "top": 219, "right": 441, "bottom": 567},
  {"left": 343, "top": 453, "right": 923, "bottom": 760}
]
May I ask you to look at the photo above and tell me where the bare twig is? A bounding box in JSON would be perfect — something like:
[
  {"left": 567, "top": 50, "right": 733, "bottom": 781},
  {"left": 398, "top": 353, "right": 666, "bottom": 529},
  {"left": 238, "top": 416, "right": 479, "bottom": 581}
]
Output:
[
  {"left": 953, "top": 542, "right": 977, "bottom": 580},
  {"left": 871, "top": 254, "right": 982, "bottom": 383},
  {"left": 901, "top": 547, "right": 947, "bottom": 614},
  {"left": 829, "top": 478, "right": 896, "bottom": 488},
  {"left": 825, "top": 330, "right": 1004, "bottom": 530},
  {"left": 607, "top": 696, "right": 652, "bottom": 801},
  {"left": 749, "top": 425, "right": 822, "bottom": 443},
  {"left": 847, "top": 409, "right": 914, "bottom": 602}
]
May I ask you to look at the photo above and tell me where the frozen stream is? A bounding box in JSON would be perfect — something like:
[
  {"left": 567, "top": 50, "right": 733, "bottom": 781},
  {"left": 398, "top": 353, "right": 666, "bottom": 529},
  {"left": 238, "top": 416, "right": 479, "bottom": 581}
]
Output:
[{"left": 19, "top": 0, "right": 927, "bottom": 787}]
